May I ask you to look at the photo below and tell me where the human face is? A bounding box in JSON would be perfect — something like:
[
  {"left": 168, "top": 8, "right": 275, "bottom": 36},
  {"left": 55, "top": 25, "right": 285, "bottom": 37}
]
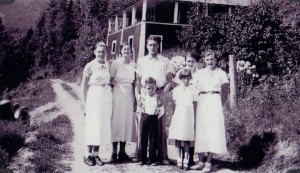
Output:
[
  {"left": 94, "top": 46, "right": 106, "bottom": 63},
  {"left": 121, "top": 45, "right": 132, "bottom": 59},
  {"left": 186, "top": 56, "right": 196, "bottom": 70},
  {"left": 204, "top": 54, "right": 216, "bottom": 69},
  {"left": 146, "top": 40, "right": 159, "bottom": 56},
  {"left": 146, "top": 83, "right": 157, "bottom": 96},
  {"left": 181, "top": 77, "right": 191, "bottom": 86}
]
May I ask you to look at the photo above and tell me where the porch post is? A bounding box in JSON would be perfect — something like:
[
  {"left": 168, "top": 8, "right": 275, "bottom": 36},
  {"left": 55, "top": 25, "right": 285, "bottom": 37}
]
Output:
[
  {"left": 173, "top": 1, "right": 179, "bottom": 23},
  {"left": 132, "top": 5, "right": 136, "bottom": 25},
  {"left": 123, "top": 10, "right": 127, "bottom": 28},
  {"left": 142, "top": 0, "right": 147, "bottom": 21},
  {"left": 115, "top": 15, "right": 118, "bottom": 31}
]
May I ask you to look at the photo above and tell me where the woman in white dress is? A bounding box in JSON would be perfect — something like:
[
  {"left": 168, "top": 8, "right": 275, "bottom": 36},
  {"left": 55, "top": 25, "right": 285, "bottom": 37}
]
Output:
[
  {"left": 81, "top": 42, "right": 112, "bottom": 166},
  {"left": 191, "top": 50, "right": 229, "bottom": 172},
  {"left": 110, "top": 42, "right": 136, "bottom": 163}
]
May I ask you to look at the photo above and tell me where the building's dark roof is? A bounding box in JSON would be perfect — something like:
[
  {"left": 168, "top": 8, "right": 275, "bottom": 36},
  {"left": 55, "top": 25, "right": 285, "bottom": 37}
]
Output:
[{"left": 108, "top": 0, "right": 141, "bottom": 17}]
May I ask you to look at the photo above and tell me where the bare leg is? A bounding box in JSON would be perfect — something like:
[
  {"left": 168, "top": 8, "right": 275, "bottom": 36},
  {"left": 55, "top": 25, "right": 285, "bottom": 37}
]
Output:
[
  {"left": 85, "top": 145, "right": 93, "bottom": 157},
  {"left": 183, "top": 142, "right": 190, "bottom": 170},
  {"left": 111, "top": 142, "right": 118, "bottom": 163},
  {"left": 198, "top": 153, "right": 205, "bottom": 162},
  {"left": 175, "top": 140, "right": 183, "bottom": 168},
  {"left": 206, "top": 152, "right": 214, "bottom": 163}
]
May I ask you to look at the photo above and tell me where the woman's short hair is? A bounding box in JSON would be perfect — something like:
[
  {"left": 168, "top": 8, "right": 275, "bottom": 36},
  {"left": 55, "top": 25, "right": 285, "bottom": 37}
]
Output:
[
  {"left": 94, "top": 41, "right": 107, "bottom": 50},
  {"left": 145, "top": 77, "right": 157, "bottom": 85},
  {"left": 179, "top": 69, "right": 192, "bottom": 79},
  {"left": 185, "top": 50, "right": 199, "bottom": 62},
  {"left": 203, "top": 49, "right": 215, "bottom": 58},
  {"left": 119, "top": 42, "right": 132, "bottom": 54}
]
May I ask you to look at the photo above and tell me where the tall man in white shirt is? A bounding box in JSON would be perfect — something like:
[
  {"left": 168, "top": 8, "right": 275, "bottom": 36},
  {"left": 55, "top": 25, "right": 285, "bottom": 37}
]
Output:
[{"left": 136, "top": 36, "right": 171, "bottom": 165}]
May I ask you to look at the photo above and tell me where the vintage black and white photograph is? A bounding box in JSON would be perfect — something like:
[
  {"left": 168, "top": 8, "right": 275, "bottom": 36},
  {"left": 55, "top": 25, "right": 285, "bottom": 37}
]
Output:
[{"left": 0, "top": 0, "right": 299, "bottom": 172}]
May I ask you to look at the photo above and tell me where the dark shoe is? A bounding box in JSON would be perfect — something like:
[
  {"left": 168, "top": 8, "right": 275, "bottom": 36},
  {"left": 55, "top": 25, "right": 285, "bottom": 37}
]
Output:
[
  {"left": 110, "top": 153, "right": 118, "bottom": 163},
  {"left": 93, "top": 156, "right": 104, "bottom": 166},
  {"left": 84, "top": 156, "right": 95, "bottom": 166},
  {"left": 118, "top": 152, "right": 132, "bottom": 162}
]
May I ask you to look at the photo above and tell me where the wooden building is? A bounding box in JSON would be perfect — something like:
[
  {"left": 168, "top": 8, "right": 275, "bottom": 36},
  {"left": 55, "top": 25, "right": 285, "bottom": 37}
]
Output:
[{"left": 106, "top": 0, "right": 250, "bottom": 61}]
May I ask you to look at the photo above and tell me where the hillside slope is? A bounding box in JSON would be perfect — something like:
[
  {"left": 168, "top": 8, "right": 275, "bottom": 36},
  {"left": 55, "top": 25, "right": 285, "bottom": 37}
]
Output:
[{"left": 0, "top": 0, "right": 49, "bottom": 32}]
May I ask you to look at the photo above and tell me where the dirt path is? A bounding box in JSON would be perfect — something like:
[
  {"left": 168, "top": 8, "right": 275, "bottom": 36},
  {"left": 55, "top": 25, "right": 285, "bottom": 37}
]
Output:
[{"left": 50, "top": 79, "right": 238, "bottom": 173}]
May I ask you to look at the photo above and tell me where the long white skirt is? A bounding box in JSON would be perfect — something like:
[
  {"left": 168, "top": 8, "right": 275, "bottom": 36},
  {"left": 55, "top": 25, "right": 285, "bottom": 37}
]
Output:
[
  {"left": 168, "top": 105, "right": 195, "bottom": 141},
  {"left": 85, "top": 85, "right": 112, "bottom": 145},
  {"left": 194, "top": 94, "right": 227, "bottom": 154},
  {"left": 111, "top": 85, "right": 136, "bottom": 142}
]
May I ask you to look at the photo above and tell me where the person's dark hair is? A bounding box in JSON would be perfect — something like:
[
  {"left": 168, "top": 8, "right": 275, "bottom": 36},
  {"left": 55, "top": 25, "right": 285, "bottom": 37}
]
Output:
[
  {"left": 185, "top": 50, "right": 199, "bottom": 62},
  {"left": 179, "top": 69, "right": 192, "bottom": 79},
  {"left": 145, "top": 77, "right": 156, "bottom": 85},
  {"left": 94, "top": 41, "right": 107, "bottom": 51},
  {"left": 146, "top": 36, "right": 160, "bottom": 44},
  {"left": 119, "top": 42, "right": 132, "bottom": 56}
]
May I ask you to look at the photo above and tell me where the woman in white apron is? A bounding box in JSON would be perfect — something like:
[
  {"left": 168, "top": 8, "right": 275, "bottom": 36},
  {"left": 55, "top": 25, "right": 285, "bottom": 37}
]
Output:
[
  {"left": 81, "top": 42, "right": 112, "bottom": 166},
  {"left": 110, "top": 42, "right": 136, "bottom": 163},
  {"left": 191, "top": 50, "right": 229, "bottom": 172}
]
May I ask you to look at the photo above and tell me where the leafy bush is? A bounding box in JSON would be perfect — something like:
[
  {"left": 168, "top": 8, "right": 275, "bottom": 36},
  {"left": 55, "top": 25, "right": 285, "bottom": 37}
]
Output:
[
  {"left": 225, "top": 70, "right": 300, "bottom": 171},
  {"left": 0, "top": 149, "right": 9, "bottom": 169},
  {"left": 0, "top": 120, "right": 26, "bottom": 169},
  {"left": 179, "top": 0, "right": 300, "bottom": 78},
  {"left": 28, "top": 115, "right": 73, "bottom": 173}
]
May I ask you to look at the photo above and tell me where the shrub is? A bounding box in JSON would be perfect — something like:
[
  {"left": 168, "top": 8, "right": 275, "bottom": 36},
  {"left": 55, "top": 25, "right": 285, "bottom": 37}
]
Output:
[
  {"left": 0, "top": 149, "right": 9, "bottom": 169},
  {"left": 27, "top": 115, "right": 73, "bottom": 173},
  {"left": 0, "top": 121, "right": 26, "bottom": 155},
  {"left": 225, "top": 70, "right": 300, "bottom": 171}
]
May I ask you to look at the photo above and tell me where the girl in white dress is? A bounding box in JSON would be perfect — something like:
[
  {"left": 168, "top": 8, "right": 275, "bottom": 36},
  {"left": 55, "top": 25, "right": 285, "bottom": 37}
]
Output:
[
  {"left": 191, "top": 50, "right": 229, "bottom": 172},
  {"left": 81, "top": 42, "right": 112, "bottom": 166},
  {"left": 168, "top": 69, "right": 197, "bottom": 170},
  {"left": 110, "top": 42, "right": 136, "bottom": 163}
]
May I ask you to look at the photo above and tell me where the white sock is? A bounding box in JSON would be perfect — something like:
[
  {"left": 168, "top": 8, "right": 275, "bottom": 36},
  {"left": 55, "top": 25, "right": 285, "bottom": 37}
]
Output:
[
  {"left": 85, "top": 151, "right": 91, "bottom": 157},
  {"left": 92, "top": 151, "right": 99, "bottom": 157}
]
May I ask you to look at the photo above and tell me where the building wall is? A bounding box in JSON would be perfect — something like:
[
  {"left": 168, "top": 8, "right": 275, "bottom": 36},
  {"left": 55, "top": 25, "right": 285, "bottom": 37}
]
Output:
[
  {"left": 122, "top": 23, "right": 142, "bottom": 62},
  {"left": 107, "top": 31, "right": 122, "bottom": 60}
]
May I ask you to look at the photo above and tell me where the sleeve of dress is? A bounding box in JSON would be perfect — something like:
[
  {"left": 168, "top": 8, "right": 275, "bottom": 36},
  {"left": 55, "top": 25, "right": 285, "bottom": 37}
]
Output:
[
  {"left": 83, "top": 62, "right": 91, "bottom": 77},
  {"left": 220, "top": 70, "right": 229, "bottom": 85},
  {"left": 109, "top": 59, "right": 118, "bottom": 77}
]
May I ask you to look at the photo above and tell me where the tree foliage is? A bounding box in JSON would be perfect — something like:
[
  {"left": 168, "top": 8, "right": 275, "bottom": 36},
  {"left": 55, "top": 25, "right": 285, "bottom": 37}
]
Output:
[{"left": 179, "top": 0, "right": 300, "bottom": 77}]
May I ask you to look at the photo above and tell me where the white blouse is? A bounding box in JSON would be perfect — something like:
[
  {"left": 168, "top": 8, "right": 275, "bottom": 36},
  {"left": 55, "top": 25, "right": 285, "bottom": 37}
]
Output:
[
  {"left": 83, "top": 59, "right": 110, "bottom": 86},
  {"left": 173, "top": 84, "right": 197, "bottom": 107},
  {"left": 194, "top": 67, "right": 229, "bottom": 92},
  {"left": 110, "top": 58, "right": 135, "bottom": 86}
]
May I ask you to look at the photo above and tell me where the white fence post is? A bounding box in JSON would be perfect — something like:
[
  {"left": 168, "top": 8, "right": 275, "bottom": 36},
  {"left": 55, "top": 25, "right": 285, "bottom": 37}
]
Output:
[{"left": 229, "top": 54, "right": 237, "bottom": 110}]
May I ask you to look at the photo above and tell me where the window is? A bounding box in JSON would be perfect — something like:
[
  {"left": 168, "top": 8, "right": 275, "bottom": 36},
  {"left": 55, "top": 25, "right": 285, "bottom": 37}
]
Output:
[
  {"left": 128, "top": 35, "right": 134, "bottom": 50},
  {"left": 111, "top": 40, "right": 117, "bottom": 54}
]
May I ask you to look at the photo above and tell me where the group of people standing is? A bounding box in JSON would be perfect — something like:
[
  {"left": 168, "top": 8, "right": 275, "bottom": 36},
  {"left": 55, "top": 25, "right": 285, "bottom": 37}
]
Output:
[{"left": 81, "top": 36, "right": 229, "bottom": 172}]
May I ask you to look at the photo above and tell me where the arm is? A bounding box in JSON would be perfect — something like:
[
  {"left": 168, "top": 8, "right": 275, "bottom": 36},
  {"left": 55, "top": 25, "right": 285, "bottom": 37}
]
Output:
[{"left": 81, "top": 74, "right": 89, "bottom": 115}]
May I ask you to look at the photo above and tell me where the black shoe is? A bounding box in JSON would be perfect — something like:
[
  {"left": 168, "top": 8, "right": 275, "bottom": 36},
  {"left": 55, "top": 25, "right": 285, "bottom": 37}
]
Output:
[
  {"left": 118, "top": 152, "right": 132, "bottom": 162},
  {"left": 110, "top": 153, "right": 118, "bottom": 163},
  {"left": 93, "top": 156, "right": 104, "bottom": 166},
  {"left": 84, "top": 156, "right": 95, "bottom": 166}
]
